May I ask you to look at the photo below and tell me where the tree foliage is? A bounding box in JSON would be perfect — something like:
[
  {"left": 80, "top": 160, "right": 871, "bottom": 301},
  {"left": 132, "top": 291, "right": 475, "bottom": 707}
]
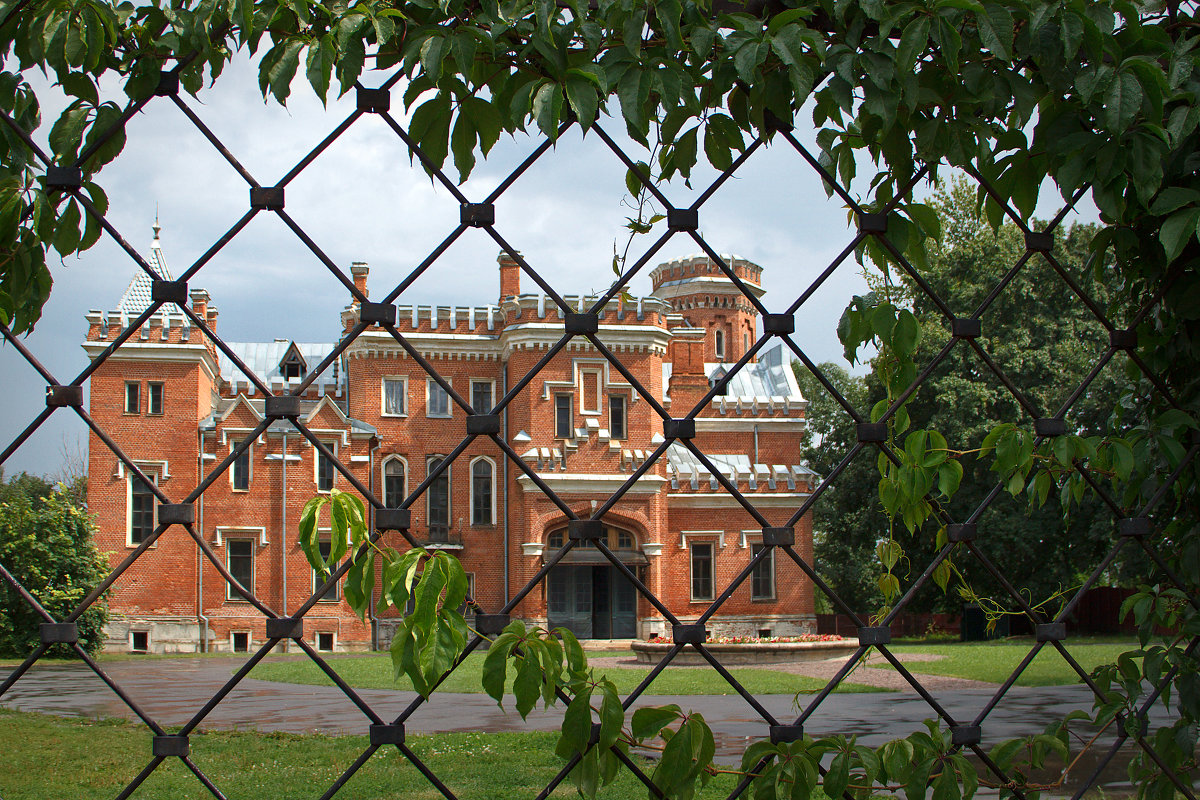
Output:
[
  {"left": 798, "top": 182, "right": 1153, "bottom": 615},
  {"left": 1, "top": 0, "right": 1198, "bottom": 796},
  {"left": 0, "top": 473, "right": 108, "bottom": 657}
]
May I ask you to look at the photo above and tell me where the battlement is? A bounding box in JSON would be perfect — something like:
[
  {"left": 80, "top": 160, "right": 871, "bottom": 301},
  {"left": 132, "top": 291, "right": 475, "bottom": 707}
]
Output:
[
  {"left": 343, "top": 292, "right": 671, "bottom": 333},
  {"left": 649, "top": 254, "right": 763, "bottom": 292}
]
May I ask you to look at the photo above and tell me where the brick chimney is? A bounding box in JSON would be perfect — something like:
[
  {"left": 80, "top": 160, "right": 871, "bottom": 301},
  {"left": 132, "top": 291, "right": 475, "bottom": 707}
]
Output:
[
  {"left": 351, "top": 262, "right": 369, "bottom": 301},
  {"left": 189, "top": 288, "right": 209, "bottom": 319},
  {"left": 498, "top": 251, "right": 520, "bottom": 301}
]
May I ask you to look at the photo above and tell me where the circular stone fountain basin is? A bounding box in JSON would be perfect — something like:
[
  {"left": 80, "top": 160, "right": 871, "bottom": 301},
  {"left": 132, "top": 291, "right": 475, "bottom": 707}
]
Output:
[{"left": 631, "top": 639, "right": 858, "bottom": 665}]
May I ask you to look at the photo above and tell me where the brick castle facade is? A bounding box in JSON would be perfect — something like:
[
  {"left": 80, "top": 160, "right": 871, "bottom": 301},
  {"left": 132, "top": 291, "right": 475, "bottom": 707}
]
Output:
[{"left": 84, "top": 228, "right": 815, "bottom": 653}]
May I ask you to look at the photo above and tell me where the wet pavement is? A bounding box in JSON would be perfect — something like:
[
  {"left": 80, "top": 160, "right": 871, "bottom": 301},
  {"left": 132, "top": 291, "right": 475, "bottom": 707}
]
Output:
[
  {"left": 0, "top": 656, "right": 1130, "bottom": 746},
  {"left": 0, "top": 655, "right": 1176, "bottom": 794}
]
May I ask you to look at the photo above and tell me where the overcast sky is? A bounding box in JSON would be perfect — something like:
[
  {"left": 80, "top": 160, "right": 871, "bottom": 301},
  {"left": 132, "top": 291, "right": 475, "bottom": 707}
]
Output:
[{"left": 0, "top": 54, "right": 1093, "bottom": 478}]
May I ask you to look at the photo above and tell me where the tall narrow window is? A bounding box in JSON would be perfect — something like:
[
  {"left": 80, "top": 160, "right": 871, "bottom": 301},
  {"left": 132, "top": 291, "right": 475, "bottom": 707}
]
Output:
[
  {"left": 382, "top": 377, "right": 406, "bottom": 416},
  {"left": 554, "top": 393, "right": 572, "bottom": 438},
  {"left": 124, "top": 381, "right": 140, "bottom": 414},
  {"left": 427, "top": 379, "right": 451, "bottom": 418},
  {"left": 383, "top": 459, "right": 406, "bottom": 507},
  {"left": 313, "top": 540, "right": 339, "bottom": 601},
  {"left": 715, "top": 329, "right": 724, "bottom": 360},
  {"left": 147, "top": 382, "right": 163, "bottom": 415},
  {"left": 690, "top": 542, "right": 714, "bottom": 601},
  {"left": 317, "top": 447, "right": 334, "bottom": 492},
  {"left": 743, "top": 332, "right": 750, "bottom": 353},
  {"left": 232, "top": 448, "right": 250, "bottom": 491},
  {"left": 129, "top": 473, "right": 155, "bottom": 544},
  {"left": 227, "top": 539, "right": 254, "bottom": 600},
  {"left": 609, "top": 395, "right": 627, "bottom": 439},
  {"left": 471, "top": 380, "right": 493, "bottom": 414},
  {"left": 751, "top": 543, "right": 775, "bottom": 600},
  {"left": 471, "top": 459, "right": 493, "bottom": 525},
  {"left": 427, "top": 457, "right": 449, "bottom": 542}
]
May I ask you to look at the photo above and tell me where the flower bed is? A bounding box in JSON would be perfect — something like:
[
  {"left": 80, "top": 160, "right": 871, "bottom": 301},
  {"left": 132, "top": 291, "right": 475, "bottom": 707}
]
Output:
[{"left": 631, "top": 634, "right": 858, "bottom": 665}]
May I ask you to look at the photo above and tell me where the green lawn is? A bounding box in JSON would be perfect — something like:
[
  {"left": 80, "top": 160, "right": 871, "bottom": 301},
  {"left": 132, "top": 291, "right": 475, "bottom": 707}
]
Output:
[
  {"left": 874, "top": 640, "right": 1141, "bottom": 686},
  {"left": 248, "top": 651, "right": 882, "bottom": 695},
  {"left": 0, "top": 709, "right": 757, "bottom": 800}
]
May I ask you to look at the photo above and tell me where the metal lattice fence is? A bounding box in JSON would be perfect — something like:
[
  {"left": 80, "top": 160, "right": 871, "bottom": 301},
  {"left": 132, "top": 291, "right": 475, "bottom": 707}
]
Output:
[{"left": 0, "top": 40, "right": 1197, "bottom": 800}]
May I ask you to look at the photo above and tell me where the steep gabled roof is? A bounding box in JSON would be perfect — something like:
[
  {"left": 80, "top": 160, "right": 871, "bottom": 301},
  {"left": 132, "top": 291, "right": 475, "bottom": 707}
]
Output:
[{"left": 117, "top": 223, "right": 173, "bottom": 316}]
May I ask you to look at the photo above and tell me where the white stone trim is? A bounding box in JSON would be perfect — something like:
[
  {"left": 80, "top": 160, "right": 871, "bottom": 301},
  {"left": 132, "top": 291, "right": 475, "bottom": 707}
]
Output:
[
  {"left": 214, "top": 526, "right": 268, "bottom": 547},
  {"left": 680, "top": 530, "right": 725, "bottom": 549}
]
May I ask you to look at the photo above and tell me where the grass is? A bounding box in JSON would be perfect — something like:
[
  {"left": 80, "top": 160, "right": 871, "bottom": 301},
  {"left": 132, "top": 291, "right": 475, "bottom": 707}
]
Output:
[
  {"left": 247, "top": 651, "right": 883, "bottom": 695},
  {"left": 873, "top": 639, "right": 1141, "bottom": 686},
  {"left": 0, "top": 709, "right": 758, "bottom": 800}
]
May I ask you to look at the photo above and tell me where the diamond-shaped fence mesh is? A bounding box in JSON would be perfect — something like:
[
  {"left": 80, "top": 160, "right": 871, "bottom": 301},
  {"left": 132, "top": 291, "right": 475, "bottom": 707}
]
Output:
[{"left": 0, "top": 48, "right": 1196, "bottom": 800}]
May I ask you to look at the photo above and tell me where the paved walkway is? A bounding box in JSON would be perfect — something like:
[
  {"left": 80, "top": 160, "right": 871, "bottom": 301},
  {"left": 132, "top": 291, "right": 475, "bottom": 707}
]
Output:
[{"left": 2, "top": 655, "right": 1101, "bottom": 759}]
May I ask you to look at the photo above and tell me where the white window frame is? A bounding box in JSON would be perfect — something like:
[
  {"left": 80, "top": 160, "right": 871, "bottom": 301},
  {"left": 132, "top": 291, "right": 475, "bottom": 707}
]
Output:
[
  {"left": 578, "top": 367, "right": 603, "bottom": 415},
  {"left": 230, "top": 630, "right": 252, "bottom": 653},
  {"left": 313, "top": 538, "right": 341, "bottom": 602},
  {"left": 226, "top": 538, "right": 256, "bottom": 601},
  {"left": 750, "top": 542, "right": 776, "bottom": 601},
  {"left": 315, "top": 440, "right": 337, "bottom": 493},
  {"left": 230, "top": 442, "right": 253, "bottom": 492},
  {"left": 715, "top": 329, "right": 725, "bottom": 360},
  {"left": 426, "top": 455, "right": 451, "bottom": 541},
  {"left": 426, "top": 378, "right": 452, "bottom": 418},
  {"left": 470, "top": 378, "right": 495, "bottom": 414},
  {"left": 147, "top": 382, "right": 164, "bottom": 415},
  {"left": 315, "top": 631, "right": 336, "bottom": 651},
  {"left": 689, "top": 541, "right": 715, "bottom": 602},
  {"left": 609, "top": 394, "right": 627, "bottom": 440},
  {"left": 129, "top": 630, "right": 150, "bottom": 653},
  {"left": 126, "top": 468, "right": 159, "bottom": 547},
  {"left": 381, "top": 376, "right": 408, "bottom": 417},
  {"left": 469, "top": 456, "right": 496, "bottom": 526},
  {"left": 381, "top": 455, "right": 409, "bottom": 508},
  {"left": 124, "top": 381, "right": 140, "bottom": 414},
  {"left": 554, "top": 393, "right": 573, "bottom": 439}
]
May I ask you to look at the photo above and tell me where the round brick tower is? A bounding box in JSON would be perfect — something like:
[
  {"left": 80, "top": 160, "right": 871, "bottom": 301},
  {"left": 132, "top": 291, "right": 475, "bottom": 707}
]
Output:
[{"left": 649, "top": 254, "right": 764, "bottom": 363}]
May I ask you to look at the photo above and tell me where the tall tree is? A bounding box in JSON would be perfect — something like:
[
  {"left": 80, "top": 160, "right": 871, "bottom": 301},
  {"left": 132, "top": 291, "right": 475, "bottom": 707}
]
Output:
[{"left": 797, "top": 181, "right": 1142, "bottom": 617}]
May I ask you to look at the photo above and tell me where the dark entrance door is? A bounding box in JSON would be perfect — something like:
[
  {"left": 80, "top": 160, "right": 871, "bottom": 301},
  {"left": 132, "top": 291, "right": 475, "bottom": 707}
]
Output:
[{"left": 547, "top": 565, "right": 636, "bottom": 639}]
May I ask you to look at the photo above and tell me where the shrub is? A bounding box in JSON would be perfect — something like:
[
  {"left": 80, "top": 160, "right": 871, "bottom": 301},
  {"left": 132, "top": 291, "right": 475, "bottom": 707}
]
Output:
[{"left": 0, "top": 490, "right": 108, "bottom": 657}]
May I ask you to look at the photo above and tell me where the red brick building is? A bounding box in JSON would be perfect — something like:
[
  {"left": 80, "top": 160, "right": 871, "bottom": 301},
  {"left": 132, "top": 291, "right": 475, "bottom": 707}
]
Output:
[{"left": 85, "top": 228, "right": 816, "bottom": 653}]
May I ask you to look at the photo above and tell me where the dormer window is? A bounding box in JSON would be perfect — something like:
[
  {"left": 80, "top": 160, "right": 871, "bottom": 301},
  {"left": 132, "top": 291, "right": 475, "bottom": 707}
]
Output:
[
  {"left": 279, "top": 345, "right": 307, "bottom": 380},
  {"left": 709, "top": 366, "right": 728, "bottom": 396}
]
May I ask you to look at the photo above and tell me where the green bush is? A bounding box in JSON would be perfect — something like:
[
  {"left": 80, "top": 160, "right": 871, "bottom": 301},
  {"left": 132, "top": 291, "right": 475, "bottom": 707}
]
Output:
[{"left": 0, "top": 489, "right": 108, "bottom": 657}]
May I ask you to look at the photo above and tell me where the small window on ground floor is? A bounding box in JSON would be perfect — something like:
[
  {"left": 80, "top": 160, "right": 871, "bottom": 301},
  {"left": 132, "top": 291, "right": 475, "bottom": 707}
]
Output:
[
  {"left": 316, "top": 632, "right": 335, "bottom": 652},
  {"left": 231, "top": 632, "right": 250, "bottom": 652},
  {"left": 130, "top": 631, "right": 149, "bottom": 652}
]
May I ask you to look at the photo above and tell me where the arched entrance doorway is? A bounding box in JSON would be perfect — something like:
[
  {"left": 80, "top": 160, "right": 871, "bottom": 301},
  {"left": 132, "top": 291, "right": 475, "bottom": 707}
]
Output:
[{"left": 544, "top": 525, "right": 646, "bottom": 639}]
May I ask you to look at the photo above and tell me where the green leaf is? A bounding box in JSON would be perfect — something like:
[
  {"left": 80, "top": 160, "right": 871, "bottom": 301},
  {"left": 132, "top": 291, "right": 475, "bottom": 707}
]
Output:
[
  {"left": 450, "top": 111, "right": 477, "bottom": 180},
  {"left": 892, "top": 309, "right": 920, "bottom": 358},
  {"left": 896, "top": 16, "right": 930, "bottom": 70},
  {"left": 298, "top": 496, "right": 328, "bottom": 571},
  {"left": 565, "top": 77, "right": 599, "bottom": 130},
  {"left": 975, "top": 4, "right": 1014, "bottom": 62},
  {"left": 482, "top": 632, "right": 515, "bottom": 704},
  {"left": 1160, "top": 207, "right": 1200, "bottom": 262},
  {"left": 513, "top": 645, "right": 542, "bottom": 719},
  {"left": 632, "top": 705, "right": 681, "bottom": 740},
  {"left": 1103, "top": 71, "right": 1143, "bottom": 133}
]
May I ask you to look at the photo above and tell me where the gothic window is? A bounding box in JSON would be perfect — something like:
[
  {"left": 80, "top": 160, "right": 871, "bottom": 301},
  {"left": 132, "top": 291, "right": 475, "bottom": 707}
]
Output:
[
  {"left": 383, "top": 458, "right": 406, "bottom": 507},
  {"left": 471, "top": 458, "right": 494, "bottom": 525}
]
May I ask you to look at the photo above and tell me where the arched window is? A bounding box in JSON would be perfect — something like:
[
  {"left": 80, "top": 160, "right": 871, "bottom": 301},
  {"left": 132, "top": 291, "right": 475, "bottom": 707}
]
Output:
[
  {"left": 547, "top": 530, "right": 565, "bottom": 549},
  {"left": 470, "top": 458, "right": 494, "bottom": 525},
  {"left": 383, "top": 458, "right": 406, "bottom": 507},
  {"left": 615, "top": 529, "right": 634, "bottom": 549},
  {"left": 715, "top": 329, "right": 724, "bottom": 360},
  {"left": 427, "top": 456, "right": 449, "bottom": 542}
]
